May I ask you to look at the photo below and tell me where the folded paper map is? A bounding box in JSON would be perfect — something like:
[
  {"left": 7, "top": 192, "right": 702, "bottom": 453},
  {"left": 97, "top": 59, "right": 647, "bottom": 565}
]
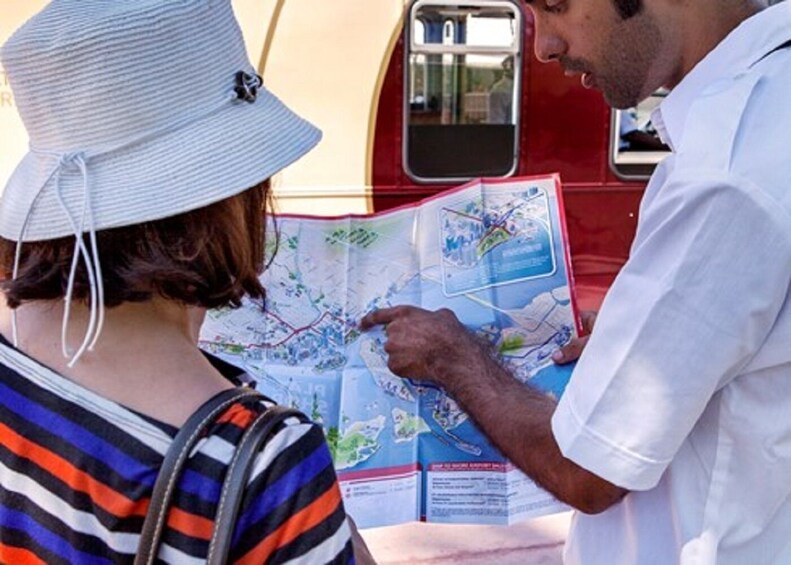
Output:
[{"left": 200, "top": 174, "right": 580, "bottom": 528}]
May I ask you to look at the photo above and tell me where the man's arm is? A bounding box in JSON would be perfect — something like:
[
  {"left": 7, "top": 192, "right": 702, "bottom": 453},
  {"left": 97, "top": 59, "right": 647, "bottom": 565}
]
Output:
[{"left": 360, "top": 305, "right": 627, "bottom": 514}]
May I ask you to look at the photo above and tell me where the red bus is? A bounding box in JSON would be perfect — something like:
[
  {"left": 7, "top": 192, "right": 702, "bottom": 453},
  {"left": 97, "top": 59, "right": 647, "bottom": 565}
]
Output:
[{"left": 1, "top": 0, "right": 669, "bottom": 309}]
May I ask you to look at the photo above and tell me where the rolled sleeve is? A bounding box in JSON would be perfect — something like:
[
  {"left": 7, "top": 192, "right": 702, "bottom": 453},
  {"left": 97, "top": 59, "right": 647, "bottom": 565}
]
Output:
[
  {"left": 553, "top": 390, "right": 671, "bottom": 491},
  {"left": 552, "top": 172, "right": 791, "bottom": 491}
]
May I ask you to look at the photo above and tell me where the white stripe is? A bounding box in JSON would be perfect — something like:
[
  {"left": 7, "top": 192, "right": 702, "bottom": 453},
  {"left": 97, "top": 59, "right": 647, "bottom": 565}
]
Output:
[
  {"left": 0, "top": 342, "right": 331, "bottom": 561},
  {"left": 284, "top": 518, "right": 352, "bottom": 565},
  {"left": 157, "top": 543, "right": 205, "bottom": 565},
  {"left": 0, "top": 341, "right": 173, "bottom": 454},
  {"left": 247, "top": 421, "right": 315, "bottom": 482},
  {"left": 193, "top": 413, "right": 312, "bottom": 467},
  {"left": 197, "top": 434, "right": 237, "bottom": 465},
  {"left": 0, "top": 458, "right": 139, "bottom": 554}
]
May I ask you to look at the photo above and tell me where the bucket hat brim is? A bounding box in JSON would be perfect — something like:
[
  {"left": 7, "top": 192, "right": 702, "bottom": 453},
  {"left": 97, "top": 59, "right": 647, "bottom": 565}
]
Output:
[{"left": 0, "top": 87, "right": 320, "bottom": 242}]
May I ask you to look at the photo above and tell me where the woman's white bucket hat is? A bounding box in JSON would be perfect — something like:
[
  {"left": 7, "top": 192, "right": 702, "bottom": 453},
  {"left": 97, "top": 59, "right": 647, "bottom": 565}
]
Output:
[
  {"left": 1, "top": 0, "right": 321, "bottom": 366},
  {"left": 0, "top": 0, "right": 321, "bottom": 242}
]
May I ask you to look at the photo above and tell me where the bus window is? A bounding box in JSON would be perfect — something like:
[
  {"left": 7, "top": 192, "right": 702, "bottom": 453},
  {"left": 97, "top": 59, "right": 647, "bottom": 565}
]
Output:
[
  {"left": 405, "top": 0, "right": 523, "bottom": 182},
  {"left": 609, "top": 90, "right": 670, "bottom": 180}
]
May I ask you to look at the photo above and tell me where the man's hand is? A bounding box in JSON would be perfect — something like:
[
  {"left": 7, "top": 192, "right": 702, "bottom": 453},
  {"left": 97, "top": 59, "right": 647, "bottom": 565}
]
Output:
[
  {"left": 360, "top": 305, "right": 626, "bottom": 514},
  {"left": 359, "top": 305, "right": 481, "bottom": 389},
  {"left": 552, "top": 310, "right": 597, "bottom": 365}
]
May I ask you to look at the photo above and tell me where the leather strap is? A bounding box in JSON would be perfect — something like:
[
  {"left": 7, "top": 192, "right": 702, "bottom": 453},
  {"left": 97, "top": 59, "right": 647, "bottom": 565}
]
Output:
[
  {"left": 135, "top": 387, "right": 259, "bottom": 565},
  {"left": 207, "top": 405, "right": 308, "bottom": 563}
]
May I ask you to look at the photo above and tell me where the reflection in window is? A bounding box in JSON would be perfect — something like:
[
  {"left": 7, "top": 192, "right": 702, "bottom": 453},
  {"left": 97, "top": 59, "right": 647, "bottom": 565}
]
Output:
[
  {"left": 610, "top": 90, "right": 671, "bottom": 179},
  {"left": 406, "top": 1, "right": 523, "bottom": 181}
]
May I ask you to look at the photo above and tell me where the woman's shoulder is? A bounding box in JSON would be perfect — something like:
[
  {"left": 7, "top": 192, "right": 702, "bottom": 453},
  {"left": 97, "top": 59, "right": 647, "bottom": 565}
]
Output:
[{"left": 194, "top": 395, "right": 353, "bottom": 563}]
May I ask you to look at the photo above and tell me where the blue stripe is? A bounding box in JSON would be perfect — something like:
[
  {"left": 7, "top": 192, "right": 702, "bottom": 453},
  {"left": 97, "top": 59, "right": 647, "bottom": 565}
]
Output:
[
  {"left": 0, "top": 380, "right": 227, "bottom": 501},
  {"left": 180, "top": 467, "right": 222, "bottom": 501},
  {"left": 0, "top": 503, "right": 114, "bottom": 564},
  {"left": 0, "top": 381, "right": 157, "bottom": 486},
  {"left": 232, "top": 441, "right": 334, "bottom": 544}
]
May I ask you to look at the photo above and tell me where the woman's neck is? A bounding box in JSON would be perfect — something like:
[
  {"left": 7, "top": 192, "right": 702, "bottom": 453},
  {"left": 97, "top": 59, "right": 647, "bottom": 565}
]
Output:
[{"left": 0, "top": 298, "right": 232, "bottom": 427}]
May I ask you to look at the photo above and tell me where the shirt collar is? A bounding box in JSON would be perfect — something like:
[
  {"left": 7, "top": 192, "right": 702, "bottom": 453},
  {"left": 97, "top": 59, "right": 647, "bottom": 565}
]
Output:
[{"left": 652, "top": 2, "right": 791, "bottom": 151}]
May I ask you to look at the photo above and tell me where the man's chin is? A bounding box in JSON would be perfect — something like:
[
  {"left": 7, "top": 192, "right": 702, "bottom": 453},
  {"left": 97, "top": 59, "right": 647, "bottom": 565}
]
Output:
[{"left": 602, "top": 88, "right": 640, "bottom": 110}]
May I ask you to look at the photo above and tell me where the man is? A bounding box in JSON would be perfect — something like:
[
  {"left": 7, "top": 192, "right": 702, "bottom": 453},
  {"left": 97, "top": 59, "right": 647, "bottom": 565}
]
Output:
[
  {"left": 489, "top": 55, "right": 515, "bottom": 124},
  {"left": 361, "top": 0, "right": 791, "bottom": 562}
]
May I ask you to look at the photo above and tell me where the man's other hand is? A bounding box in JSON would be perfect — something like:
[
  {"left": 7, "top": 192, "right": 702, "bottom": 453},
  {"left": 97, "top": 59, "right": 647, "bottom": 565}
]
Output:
[{"left": 552, "top": 310, "right": 597, "bottom": 365}]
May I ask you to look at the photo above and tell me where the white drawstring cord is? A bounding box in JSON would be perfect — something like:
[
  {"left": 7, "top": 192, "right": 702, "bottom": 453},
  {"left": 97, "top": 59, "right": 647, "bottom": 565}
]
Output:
[
  {"left": 71, "top": 154, "right": 104, "bottom": 359},
  {"left": 52, "top": 153, "right": 105, "bottom": 367},
  {"left": 10, "top": 161, "right": 64, "bottom": 349},
  {"left": 13, "top": 78, "right": 251, "bottom": 360},
  {"left": 13, "top": 151, "right": 105, "bottom": 365},
  {"left": 87, "top": 225, "right": 105, "bottom": 351}
]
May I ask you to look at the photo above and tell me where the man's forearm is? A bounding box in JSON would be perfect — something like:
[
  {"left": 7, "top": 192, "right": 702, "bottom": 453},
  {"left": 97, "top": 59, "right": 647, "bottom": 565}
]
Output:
[
  {"left": 436, "top": 340, "right": 626, "bottom": 514},
  {"left": 359, "top": 305, "right": 626, "bottom": 513}
]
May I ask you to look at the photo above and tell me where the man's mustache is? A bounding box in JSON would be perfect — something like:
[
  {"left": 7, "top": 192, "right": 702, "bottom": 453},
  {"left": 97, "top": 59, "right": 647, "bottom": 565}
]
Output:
[{"left": 559, "top": 56, "right": 591, "bottom": 74}]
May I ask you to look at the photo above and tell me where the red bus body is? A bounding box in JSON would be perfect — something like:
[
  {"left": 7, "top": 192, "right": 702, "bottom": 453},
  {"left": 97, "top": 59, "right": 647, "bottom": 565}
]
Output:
[{"left": 371, "top": 12, "right": 646, "bottom": 309}]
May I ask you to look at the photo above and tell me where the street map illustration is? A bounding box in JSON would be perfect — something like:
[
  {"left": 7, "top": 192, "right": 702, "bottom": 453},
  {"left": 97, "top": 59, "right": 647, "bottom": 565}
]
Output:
[{"left": 200, "top": 175, "right": 578, "bottom": 527}]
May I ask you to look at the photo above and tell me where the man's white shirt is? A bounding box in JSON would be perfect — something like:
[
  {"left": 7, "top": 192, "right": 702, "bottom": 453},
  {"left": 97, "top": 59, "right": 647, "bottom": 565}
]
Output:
[{"left": 552, "top": 3, "right": 791, "bottom": 564}]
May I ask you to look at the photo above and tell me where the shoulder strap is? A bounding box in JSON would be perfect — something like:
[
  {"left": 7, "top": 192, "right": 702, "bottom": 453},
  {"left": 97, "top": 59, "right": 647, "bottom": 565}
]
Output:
[
  {"left": 135, "top": 386, "right": 260, "bottom": 565},
  {"left": 207, "top": 405, "right": 309, "bottom": 564}
]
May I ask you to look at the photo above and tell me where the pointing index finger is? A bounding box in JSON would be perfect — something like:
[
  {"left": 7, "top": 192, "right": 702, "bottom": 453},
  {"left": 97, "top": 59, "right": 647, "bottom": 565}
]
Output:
[{"left": 360, "top": 307, "right": 400, "bottom": 330}]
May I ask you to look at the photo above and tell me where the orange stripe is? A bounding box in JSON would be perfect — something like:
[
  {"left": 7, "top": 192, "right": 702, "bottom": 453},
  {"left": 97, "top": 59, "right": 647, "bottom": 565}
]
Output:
[
  {"left": 0, "top": 542, "right": 48, "bottom": 565},
  {"left": 0, "top": 422, "right": 217, "bottom": 541},
  {"left": 166, "top": 504, "right": 215, "bottom": 541},
  {"left": 0, "top": 422, "right": 147, "bottom": 519},
  {"left": 216, "top": 404, "right": 257, "bottom": 428},
  {"left": 165, "top": 402, "right": 250, "bottom": 539},
  {"left": 238, "top": 483, "right": 343, "bottom": 564}
]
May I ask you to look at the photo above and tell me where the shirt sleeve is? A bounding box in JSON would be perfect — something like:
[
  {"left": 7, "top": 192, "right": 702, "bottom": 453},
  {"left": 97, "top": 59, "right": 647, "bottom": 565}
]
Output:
[
  {"left": 230, "top": 420, "right": 354, "bottom": 564},
  {"left": 552, "top": 170, "right": 791, "bottom": 491}
]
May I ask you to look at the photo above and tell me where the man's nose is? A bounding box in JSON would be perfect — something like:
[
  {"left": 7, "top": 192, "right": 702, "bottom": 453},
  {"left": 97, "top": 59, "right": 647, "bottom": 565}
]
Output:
[{"left": 533, "top": 26, "right": 566, "bottom": 63}]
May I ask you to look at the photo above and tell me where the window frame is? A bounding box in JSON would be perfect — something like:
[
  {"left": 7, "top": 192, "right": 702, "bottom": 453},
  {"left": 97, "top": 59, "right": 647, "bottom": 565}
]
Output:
[
  {"left": 608, "top": 93, "right": 670, "bottom": 181},
  {"left": 403, "top": 0, "right": 525, "bottom": 184}
]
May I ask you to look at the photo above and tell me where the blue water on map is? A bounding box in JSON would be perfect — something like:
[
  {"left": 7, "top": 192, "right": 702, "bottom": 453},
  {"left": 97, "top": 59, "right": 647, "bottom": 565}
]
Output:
[
  {"left": 206, "top": 181, "right": 578, "bottom": 525},
  {"left": 331, "top": 273, "right": 575, "bottom": 474}
]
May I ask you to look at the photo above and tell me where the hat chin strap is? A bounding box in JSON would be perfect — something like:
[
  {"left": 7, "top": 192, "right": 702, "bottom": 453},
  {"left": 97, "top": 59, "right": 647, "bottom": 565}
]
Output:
[
  {"left": 56, "top": 153, "right": 106, "bottom": 367},
  {"left": 11, "top": 79, "right": 252, "bottom": 363},
  {"left": 12, "top": 152, "right": 106, "bottom": 368}
]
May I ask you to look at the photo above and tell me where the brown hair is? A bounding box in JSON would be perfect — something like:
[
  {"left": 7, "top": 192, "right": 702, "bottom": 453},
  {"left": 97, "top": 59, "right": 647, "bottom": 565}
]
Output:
[
  {"left": 525, "top": 0, "right": 642, "bottom": 19},
  {"left": 0, "top": 180, "right": 272, "bottom": 310}
]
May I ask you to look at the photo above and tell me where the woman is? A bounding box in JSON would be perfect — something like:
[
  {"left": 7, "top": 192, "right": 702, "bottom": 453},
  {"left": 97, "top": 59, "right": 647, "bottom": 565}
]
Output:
[{"left": 0, "top": 0, "right": 369, "bottom": 562}]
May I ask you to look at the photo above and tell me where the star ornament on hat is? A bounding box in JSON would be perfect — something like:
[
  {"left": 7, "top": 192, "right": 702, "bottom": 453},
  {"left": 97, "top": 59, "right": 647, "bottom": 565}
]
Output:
[{"left": 0, "top": 0, "right": 321, "bottom": 365}]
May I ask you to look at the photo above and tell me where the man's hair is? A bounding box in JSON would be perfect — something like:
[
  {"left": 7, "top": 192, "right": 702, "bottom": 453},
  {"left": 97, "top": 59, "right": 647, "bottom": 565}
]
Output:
[
  {"left": 0, "top": 180, "right": 271, "bottom": 310},
  {"left": 526, "top": 0, "right": 642, "bottom": 19}
]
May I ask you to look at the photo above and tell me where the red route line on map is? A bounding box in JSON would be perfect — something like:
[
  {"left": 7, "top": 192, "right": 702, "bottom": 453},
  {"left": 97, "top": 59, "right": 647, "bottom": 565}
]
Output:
[
  {"left": 207, "top": 309, "right": 351, "bottom": 350},
  {"left": 441, "top": 207, "right": 516, "bottom": 244}
]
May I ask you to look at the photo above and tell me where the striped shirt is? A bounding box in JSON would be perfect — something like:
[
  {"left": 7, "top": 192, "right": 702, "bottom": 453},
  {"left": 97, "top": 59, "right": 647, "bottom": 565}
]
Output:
[{"left": 0, "top": 336, "right": 354, "bottom": 564}]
